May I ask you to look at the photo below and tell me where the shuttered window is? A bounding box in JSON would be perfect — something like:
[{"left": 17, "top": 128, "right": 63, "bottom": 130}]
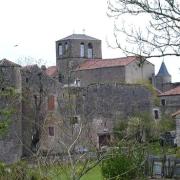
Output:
[{"left": 48, "top": 95, "right": 55, "bottom": 110}]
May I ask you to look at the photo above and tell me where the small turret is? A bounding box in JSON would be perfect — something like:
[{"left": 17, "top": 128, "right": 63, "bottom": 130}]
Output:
[{"left": 155, "top": 61, "right": 171, "bottom": 92}]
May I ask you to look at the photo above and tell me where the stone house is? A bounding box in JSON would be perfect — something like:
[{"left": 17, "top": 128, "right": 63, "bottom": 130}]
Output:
[
  {"left": 74, "top": 56, "right": 154, "bottom": 87},
  {"left": 159, "top": 86, "right": 180, "bottom": 115},
  {"left": 21, "top": 64, "right": 62, "bottom": 156}
]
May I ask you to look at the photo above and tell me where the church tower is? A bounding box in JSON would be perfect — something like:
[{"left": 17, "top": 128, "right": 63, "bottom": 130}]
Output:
[
  {"left": 155, "top": 61, "right": 171, "bottom": 92},
  {"left": 56, "top": 34, "right": 102, "bottom": 84}
]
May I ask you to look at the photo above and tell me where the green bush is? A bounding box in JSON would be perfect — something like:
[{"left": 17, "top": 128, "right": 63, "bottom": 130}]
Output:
[{"left": 101, "top": 144, "right": 145, "bottom": 180}]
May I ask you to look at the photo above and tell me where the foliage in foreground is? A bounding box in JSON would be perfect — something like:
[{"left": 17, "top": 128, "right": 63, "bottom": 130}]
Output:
[
  {"left": 0, "top": 161, "right": 50, "bottom": 180},
  {"left": 0, "top": 160, "right": 103, "bottom": 180},
  {"left": 101, "top": 142, "right": 146, "bottom": 180}
]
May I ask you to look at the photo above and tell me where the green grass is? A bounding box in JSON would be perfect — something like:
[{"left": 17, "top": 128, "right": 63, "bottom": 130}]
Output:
[
  {"left": 81, "top": 166, "right": 103, "bottom": 180},
  {"left": 31, "top": 164, "right": 103, "bottom": 180}
]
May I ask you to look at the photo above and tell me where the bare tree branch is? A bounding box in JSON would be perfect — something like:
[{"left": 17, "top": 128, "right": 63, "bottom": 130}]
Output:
[{"left": 108, "top": 0, "right": 180, "bottom": 58}]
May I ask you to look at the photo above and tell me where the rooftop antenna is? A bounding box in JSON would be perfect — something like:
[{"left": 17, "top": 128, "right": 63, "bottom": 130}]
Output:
[{"left": 82, "top": 28, "right": 86, "bottom": 35}]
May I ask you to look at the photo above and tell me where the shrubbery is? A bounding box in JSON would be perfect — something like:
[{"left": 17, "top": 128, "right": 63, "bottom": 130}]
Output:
[{"left": 101, "top": 143, "right": 146, "bottom": 180}]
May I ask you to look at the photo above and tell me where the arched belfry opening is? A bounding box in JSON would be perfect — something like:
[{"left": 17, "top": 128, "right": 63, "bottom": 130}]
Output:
[
  {"left": 88, "top": 43, "right": 93, "bottom": 59},
  {"left": 80, "top": 42, "right": 85, "bottom": 57}
]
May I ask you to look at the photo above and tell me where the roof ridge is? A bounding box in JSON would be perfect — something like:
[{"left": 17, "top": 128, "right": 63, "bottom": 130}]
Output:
[
  {"left": 0, "top": 59, "right": 21, "bottom": 67},
  {"left": 58, "top": 34, "right": 100, "bottom": 41},
  {"left": 159, "top": 85, "right": 180, "bottom": 96},
  {"left": 76, "top": 56, "right": 138, "bottom": 71}
]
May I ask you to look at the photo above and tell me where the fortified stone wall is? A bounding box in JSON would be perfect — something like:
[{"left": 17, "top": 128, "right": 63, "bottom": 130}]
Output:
[
  {"left": 75, "top": 83, "right": 153, "bottom": 120},
  {"left": 58, "top": 83, "right": 153, "bottom": 149}
]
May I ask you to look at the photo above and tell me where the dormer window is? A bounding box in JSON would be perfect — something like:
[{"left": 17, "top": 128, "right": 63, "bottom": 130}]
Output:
[
  {"left": 88, "top": 43, "right": 93, "bottom": 59},
  {"left": 58, "top": 43, "right": 63, "bottom": 56},
  {"left": 80, "top": 43, "right": 85, "bottom": 57}
]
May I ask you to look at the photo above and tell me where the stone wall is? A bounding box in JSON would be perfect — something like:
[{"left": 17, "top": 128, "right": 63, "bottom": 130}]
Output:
[
  {"left": 58, "top": 83, "right": 153, "bottom": 149},
  {"left": 74, "top": 66, "right": 125, "bottom": 87},
  {"left": 125, "top": 60, "right": 154, "bottom": 84}
]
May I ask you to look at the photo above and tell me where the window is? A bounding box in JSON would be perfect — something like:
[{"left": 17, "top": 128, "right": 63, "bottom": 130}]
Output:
[
  {"left": 58, "top": 43, "right": 63, "bottom": 56},
  {"left": 74, "top": 79, "right": 81, "bottom": 87},
  {"left": 70, "top": 116, "right": 79, "bottom": 124},
  {"left": 26, "top": 77, "right": 29, "bottom": 83},
  {"left": 48, "top": 127, "right": 55, "bottom": 136},
  {"left": 161, "top": 99, "right": 166, "bottom": 106},
  {"left": 48, "top": 95, "right": 55, "bottom": 111},
  {"left": 87, "top": 43, "right": 93, "bottom": 58},
  {"left": 154, "top": 109, "right": 159, "bottom": 119},
  {"left": 80, "top": 43, "right": 85, "bottom": 57},
  {"left": 58, "top": 73, "right": 63, "bottom": 83}
]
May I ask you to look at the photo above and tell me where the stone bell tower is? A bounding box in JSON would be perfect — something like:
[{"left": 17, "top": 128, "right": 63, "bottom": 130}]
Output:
[{"left": 56, "top": 34, "right": 102, "bottom": 84}]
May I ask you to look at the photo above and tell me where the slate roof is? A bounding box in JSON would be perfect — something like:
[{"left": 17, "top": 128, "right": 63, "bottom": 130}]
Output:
[
  {"left": 45, "top": 66, "right": 58, "bottom": 77},
  {"left": 76, "top": 56, "right": 139, "bottom": 71},
  {"left": 156, "top": 61, "right": 171, "bottom": 77},
  {"left": 0, "top": 59, "right": 21, "bottom": 67},
  {"left": 159, "top": 86, "right": 180, "bottom": 96},
  {"left": 59, "top": 34, "right": 100, "bottom": 41}
]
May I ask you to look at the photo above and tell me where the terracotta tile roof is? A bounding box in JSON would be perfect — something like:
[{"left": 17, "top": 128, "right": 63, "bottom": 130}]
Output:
[
  {"left": 159, "top": 86, "right": 180, "bottom": 96},
  {"left": 75, "top": 56, "right": 139, "bottom": 71},
  {"left": 0, "top": 59, "right": 21, "bottom": 67},
  {"left": 172, "top": 110, "right": 180, "bottom": 117},
  {"left": 45, "top": 66, "right": 58, "bottom": 77}
]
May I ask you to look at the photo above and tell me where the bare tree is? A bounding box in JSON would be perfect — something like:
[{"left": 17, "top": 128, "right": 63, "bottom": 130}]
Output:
[{"left": 108, "top": 0, "right": 180, "bottom": 59}]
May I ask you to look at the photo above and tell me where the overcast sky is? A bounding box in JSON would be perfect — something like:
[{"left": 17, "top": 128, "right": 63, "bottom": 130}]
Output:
[{"left": 0, "top": 0, "right": 179, "bottom": 82}]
